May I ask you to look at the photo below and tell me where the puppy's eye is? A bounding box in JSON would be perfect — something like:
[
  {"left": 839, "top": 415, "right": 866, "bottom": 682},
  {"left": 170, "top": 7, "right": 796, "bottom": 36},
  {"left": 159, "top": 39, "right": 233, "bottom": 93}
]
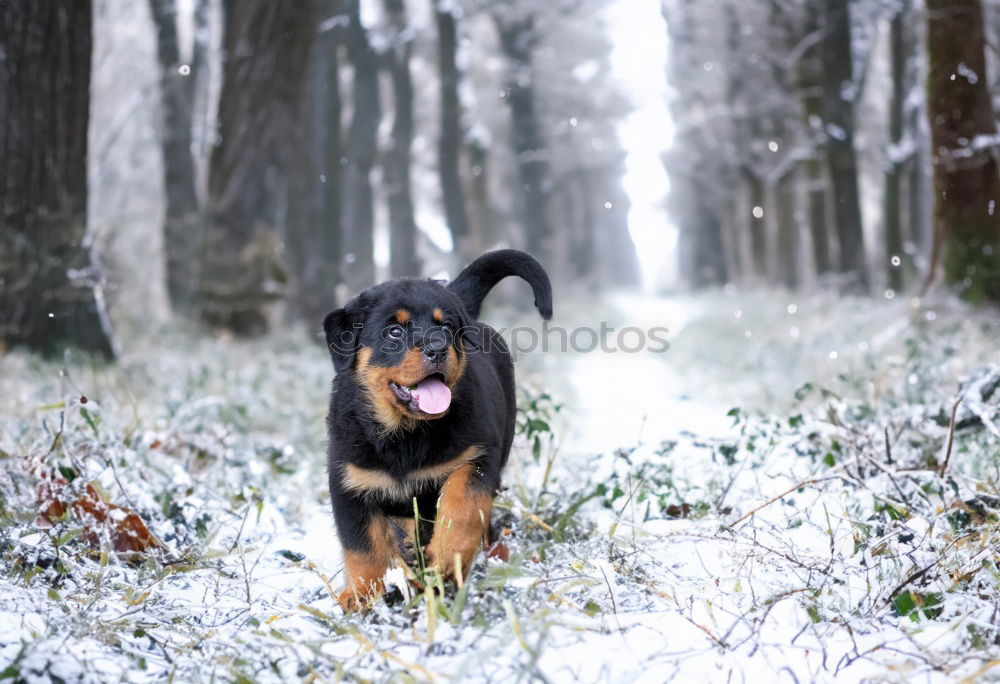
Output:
[{"left": 386, "top": 324, "right": 405, "bottom": 340}]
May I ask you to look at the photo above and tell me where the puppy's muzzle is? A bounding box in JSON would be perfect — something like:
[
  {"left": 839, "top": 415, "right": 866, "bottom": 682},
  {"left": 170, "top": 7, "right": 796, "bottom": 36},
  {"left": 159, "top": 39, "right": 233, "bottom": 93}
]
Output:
[{"left": 419, "top": 330, "right": 450, "bottom": 366}]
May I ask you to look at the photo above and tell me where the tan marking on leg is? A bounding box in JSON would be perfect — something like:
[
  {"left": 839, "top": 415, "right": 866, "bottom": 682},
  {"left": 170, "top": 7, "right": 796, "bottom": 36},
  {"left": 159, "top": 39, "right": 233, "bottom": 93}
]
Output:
[
  {"left": 338, "top": 516, "right": 395, "bottom": 612},
  {"left": 424, "top": 464, "right": 492, "bottom": 582}
]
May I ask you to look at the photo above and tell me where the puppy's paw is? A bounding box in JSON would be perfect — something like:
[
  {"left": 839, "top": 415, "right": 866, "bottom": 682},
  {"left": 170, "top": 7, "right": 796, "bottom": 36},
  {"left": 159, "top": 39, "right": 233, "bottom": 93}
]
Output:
[{"left": 337, "top": 583, "right": 383, "bottom": 613}]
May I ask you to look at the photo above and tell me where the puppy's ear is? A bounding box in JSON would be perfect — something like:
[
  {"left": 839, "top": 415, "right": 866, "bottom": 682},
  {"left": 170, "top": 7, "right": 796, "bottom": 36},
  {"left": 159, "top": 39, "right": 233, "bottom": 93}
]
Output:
[{"left": 323, "top": 306, "right": 361, "bottom": 374}]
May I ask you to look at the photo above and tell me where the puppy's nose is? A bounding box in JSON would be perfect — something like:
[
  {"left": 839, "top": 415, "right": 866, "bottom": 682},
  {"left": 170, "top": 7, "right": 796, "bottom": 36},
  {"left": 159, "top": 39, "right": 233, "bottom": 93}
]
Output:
[{"left": 421, "top": 331, "right": 449, "bottom": 363}]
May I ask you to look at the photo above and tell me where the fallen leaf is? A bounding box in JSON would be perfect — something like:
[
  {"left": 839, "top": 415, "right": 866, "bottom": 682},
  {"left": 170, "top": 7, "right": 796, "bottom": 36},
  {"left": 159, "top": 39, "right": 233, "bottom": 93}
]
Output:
[
  {"left": 35, "top": 475, "right": 162, "bottom": 553},
  {"left": 486, "top": 541, "right": 510, "bottom": 562}
]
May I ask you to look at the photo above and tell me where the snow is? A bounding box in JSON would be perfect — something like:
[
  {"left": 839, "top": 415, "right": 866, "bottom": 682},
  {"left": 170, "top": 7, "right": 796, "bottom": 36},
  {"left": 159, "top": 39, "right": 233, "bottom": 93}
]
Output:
[{"left": 1, "top": 292, "right": 999, "bottom": 681}]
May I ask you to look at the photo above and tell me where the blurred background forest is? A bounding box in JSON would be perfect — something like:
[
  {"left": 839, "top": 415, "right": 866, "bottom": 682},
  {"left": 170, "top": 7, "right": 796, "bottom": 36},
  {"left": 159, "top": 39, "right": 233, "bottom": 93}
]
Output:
[
  {"left": 4, "top": 3, "right": 1000, "bottom": 679},
  {"left": 1, "top": 0, "right": 999, "bottom": 356}
]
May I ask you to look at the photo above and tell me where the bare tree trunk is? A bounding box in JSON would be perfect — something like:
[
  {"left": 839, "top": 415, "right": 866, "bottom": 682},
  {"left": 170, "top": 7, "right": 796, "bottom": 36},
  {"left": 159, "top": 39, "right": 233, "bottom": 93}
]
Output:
[
  {"left": 431, "top": 0, "right": 473, "bottom": 260},
  {"left": 925, "top": 0, "right": 1000, "bottom": 302},
  {"left": 285, "top": 7, "right": 341, "bottom": 326},
  {"left": 495, "top": 14, "right": 554, "bottom": 264},
  {"left": 466, "top": 137, "right": 494, "bottom": 252},
  {"left": 0, "top": 0, "right": 115, "bottom": 358},
  {"left": 384, "top": 0, "right": 421, "bottom": 278},
  {"left": 149, "top": 0, "right": 201, "bottom": 314},
  {"left": 772, "top": 173, "right": 800, "bottom": 289},
  {"left": 340, "top": 0, "right": 379, "bottom": 291},
  {"left": 821, "top": 0, "right": 869, "bottom": 290},
  {"left": 743, "top": 169, "right": 768, "bottom": 280},
  {"left": 191, "top": 0, "right": 211, "bottom": 198},
  {"left": 291, "top": 4, "right": 343, "bottom": 323},
  {"left": 797, "top": 5, "right": 833, "bottom": 277},
  {"left": 197, "top": 0, "right": 317, "bottom": 334},
  {"left": 884, "top": 0, "right": 909, "bottom": 292}
]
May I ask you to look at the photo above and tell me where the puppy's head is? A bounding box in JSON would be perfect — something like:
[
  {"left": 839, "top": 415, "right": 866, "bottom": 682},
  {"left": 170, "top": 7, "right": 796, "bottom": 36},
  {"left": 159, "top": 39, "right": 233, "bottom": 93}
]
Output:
[{"left": 323, "top": 279, "right": 471, "bottom": 431}]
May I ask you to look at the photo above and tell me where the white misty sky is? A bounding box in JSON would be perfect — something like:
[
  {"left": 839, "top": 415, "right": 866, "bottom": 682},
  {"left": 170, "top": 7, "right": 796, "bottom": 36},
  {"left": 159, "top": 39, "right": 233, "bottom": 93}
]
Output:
[{"left": 605, "top": 0, "right": 676, "bottom": 291}]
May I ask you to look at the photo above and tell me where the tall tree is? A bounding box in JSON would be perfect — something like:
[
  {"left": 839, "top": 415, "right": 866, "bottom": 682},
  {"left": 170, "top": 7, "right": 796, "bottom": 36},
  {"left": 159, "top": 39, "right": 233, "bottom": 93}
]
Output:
[
  {"left": 383, "top": 0, "right": 421, "bottom": 278},
  {"left": 196, "top": 0, "right": 317, "bottom": 334},
  {"left": 494, "top": 12, "right": 555, "bottom": 264},
  {"left": 797, "top": 2, "right": 833, "bottom": 277},
  {"left": 884, "top": 0, "right": 910, "bottom": 292},
  {"left": 289, "top": 3, "right": 344, "bottom": 323},
  {"left": 0, "top": 0, "right": 115, "bottom": 358},
  {"left": 821, "top": 0, "right": 869, "bottom": 289},
  {"left": 340, "top": 0, "right": 380, "bottom": 291},
  {"left": 925, "top": 0, "right": 1000, "bottom": 302},
  {"left": 149, "top": 0, "right": 201, "bottom": 313},
  {"left": 432, "top": 0, "right": 474, "bottom": 260}
]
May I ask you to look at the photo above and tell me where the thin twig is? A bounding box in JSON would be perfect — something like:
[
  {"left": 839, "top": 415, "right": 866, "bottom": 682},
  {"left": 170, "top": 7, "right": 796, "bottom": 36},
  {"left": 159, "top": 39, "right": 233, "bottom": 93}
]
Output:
[
  {"left": 730, "top": 478, "right": 823, "bottom": 526},
  {"left": 938, "top": 394, "right": 963, "bottom": 478}
]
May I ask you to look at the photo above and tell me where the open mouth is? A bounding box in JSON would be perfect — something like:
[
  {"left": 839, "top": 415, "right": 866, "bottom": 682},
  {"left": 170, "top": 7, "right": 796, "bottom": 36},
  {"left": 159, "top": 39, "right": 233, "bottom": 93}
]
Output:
[{"left": 389, "top": 373, "right": 452, "bottom": 415}]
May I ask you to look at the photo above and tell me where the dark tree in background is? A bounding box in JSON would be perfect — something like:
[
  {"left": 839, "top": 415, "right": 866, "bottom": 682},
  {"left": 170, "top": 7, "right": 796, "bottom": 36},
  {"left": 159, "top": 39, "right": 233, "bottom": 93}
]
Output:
[
  {"left": 883, "top": 0, "right": 910, "bottom": 292},
  {"left": 149, "top": 0, "right": 201, "bottom": 314},
  {"left": 796, "top": 1, "right": 833, "bottom": 279},
  {"left": 494, "top": 11, "right": 555, "bottom": 268},
  {"left": 820, "top": 0, "right": 868, "bottom": 290},
  {"left": 925, "top": 0, "right": 1000, "bottom": 303},
  {"left": 196, "top": 0, "right": 317, "bottom": 334},
  {"left": 432, "top": 0, "right": 474, "bottom": 261},
  {"left": 0, "top": 0, "right": 115, "bottom": 358},
  {"left": 291, "top": 1, "right": 344, "bottom": 323},
  {"left": 662, "top": 0, "right": 730, "bottom": 287},
  {"left": 383, "top": 0, "right": 421, "bottom": 278},
  {"left": 340, "top": 0, "right": 380, "bottom": 292}
]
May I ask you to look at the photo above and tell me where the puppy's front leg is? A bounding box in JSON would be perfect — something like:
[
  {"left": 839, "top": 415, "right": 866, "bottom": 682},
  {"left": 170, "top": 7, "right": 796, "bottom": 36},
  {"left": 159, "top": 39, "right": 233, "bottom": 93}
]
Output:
[
  {"left": 425, "top": 463, "right": 493, "bottom": 582},
  {"left": 336, "top": 511, "right": 393, "bottom": 612}
]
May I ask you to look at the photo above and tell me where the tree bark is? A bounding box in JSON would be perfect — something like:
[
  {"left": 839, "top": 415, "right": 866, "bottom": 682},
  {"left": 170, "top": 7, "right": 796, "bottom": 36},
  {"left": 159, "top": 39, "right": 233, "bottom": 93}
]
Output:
[
  {"left": 495, "top": 14, "right": 554, "bottom": 264},
  {"left": 384, "top": 0, "right": 421, "bottom": 278},
  {"left": 292, "top": 3, "right": 343, "bottom": 323},
  {"left": 340, "top": 0, "right": 379, "bottom": 291},
  {"left": 196, "top": 0, "right": 317, "bottom": 334},
  {"left": 796, "top": 5, "right": 833, "bottom": 277},
  {"left": 925, "top": 0, "right": 1000, "bottom": 302},
  {"left": 0, "top": 0, "right": 115, "bottom": 358},
  {"left": 821, "top": 0, "right": 869, "bottom": 290},
  {"left": 772, "top": 173, "right": 800, "bottom": 289},
  {"left": 743, "top": 168, "right": 768, "bottom": 280},
  {"left": 884, "top": 0, "right": 909, "bottom": 292},
  {"left": 432, "top": 0, "right": 473, "bottom": 259},
  {"left": 149, "top": 0, "right": 201, "bottom": 314}
]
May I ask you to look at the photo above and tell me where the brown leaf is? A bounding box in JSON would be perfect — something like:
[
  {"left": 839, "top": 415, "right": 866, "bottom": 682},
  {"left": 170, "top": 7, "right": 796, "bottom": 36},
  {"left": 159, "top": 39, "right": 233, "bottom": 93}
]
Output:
[
  {"left": 486, "top": 541, "right": 510, "bottom": 562},
  {"left": 34, "top": 474, "right": 69, "bottom": 527},
  {"left": 665, "top": 503, "right": 692, "bottom": 519},
  {"left": 71, "top": 484, "right": 163, "bottom": 553},
  {"left": 35, "top": 475, "right": 162, "bottom": 553}
]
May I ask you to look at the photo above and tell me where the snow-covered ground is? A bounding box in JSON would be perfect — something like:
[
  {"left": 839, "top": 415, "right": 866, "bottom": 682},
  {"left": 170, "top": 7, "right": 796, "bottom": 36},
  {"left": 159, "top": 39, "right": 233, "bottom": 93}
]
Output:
[{"left": 1, "top": 291, "right": 998, "bottom": 682}]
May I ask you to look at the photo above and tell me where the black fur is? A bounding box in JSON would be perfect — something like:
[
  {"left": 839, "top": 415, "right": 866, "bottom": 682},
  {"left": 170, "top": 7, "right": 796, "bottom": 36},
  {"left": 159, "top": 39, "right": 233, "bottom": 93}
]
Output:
[
  {"left": 324, "top": 250, "right": 552, "bottom": 564},
  {"left": 448, "top": 249, "right": 553, "bottom": 320}
]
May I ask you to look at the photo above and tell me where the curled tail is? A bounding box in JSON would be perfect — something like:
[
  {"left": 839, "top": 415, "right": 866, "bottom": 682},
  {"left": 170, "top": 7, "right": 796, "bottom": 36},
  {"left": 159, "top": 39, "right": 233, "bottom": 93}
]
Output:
[{"left": 448, "top": 250, "right": 553, "bottom": 320}]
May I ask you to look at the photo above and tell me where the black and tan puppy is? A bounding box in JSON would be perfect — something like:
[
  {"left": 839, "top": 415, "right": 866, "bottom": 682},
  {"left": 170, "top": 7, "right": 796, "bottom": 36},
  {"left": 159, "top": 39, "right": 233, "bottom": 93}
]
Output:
[{"left": 323, "top": 249, "right": 552, "bottom": 611}]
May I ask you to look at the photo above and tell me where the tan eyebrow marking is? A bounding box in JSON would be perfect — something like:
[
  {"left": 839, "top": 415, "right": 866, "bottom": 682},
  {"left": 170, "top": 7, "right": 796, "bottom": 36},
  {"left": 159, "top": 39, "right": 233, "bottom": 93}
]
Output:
[
  {"left": 433, "top": 308, "right": 444, "bottom": 323},
  {"left": 395, "top": 309, "right": 411, "bottom": 324}
]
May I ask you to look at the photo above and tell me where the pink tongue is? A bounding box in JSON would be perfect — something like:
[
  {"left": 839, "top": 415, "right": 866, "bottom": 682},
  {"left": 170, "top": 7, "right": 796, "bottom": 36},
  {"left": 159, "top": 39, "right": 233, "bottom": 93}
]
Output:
[{"left": 411, "top": 376, "right": 452, "bottom": 414}]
